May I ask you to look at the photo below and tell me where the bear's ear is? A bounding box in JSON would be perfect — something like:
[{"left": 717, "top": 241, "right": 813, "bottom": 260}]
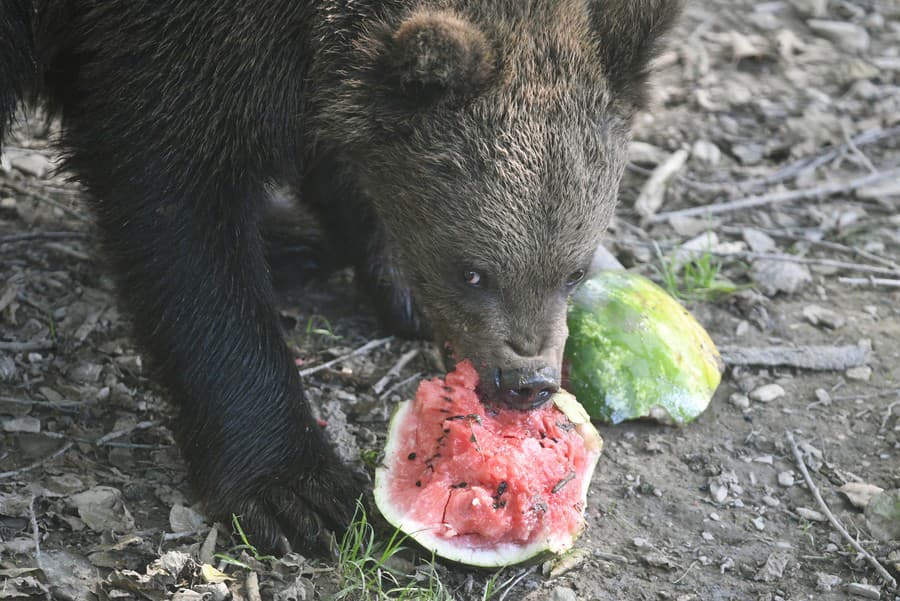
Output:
[
  {"left": 370, "top": 10, "right": 496, "bottom": 106},
  {"left": 589, "top": 0, "right": 682, "bottom": 110}
]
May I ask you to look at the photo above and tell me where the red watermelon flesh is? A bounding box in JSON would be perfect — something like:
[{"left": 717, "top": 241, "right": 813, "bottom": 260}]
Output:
[{"left": 374, "top": 360, "right": 602, "bottom": 567}]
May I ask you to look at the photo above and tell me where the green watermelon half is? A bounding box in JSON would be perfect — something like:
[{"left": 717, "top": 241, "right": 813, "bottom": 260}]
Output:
[
  {"left": 374, "top": 361, "right": 602, "bottom": 567},
  {"left": 565, "top": 270, "right": 723, "bottom": 425}
]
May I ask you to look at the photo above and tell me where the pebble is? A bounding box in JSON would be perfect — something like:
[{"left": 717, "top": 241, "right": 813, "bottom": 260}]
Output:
[
  {"left": 742, "top": 229, "right": 777, "bottom": 254},
  {"left": 813, "top": 388, "right": 831, "bottom": 405},
  {"left": 751, "top": 259, "right": 812, "bottom": 296},
  {"left": 730, "top": 393, "right": 750, "bottom": 409},
  {"left": 735, "top": 320, "right": 750, "bottom": 337},
  {"left": 802, "top": 304, "right": 846, "bottom": 329},
  {"left": 709, "top": 512, "right": 721, "bottom": 521},
  {"left": 9, "top": 153, "right": 51, "bottom": 178},
  {"left": 762, "top": 495, "right": 781, "bottom": 507},
  {"left": 815, "top": 572, "right": 841, "bottom": 592},
  {"left": 709, "top": 482, "right": 729, "bottom": 504},
  {"left": 549, "top": 587, "right": 578, "bottom": 601},
  {"left": 845, "top": 366, "right": 872, "bottom": 382},
  {"left": 750, "top": 384, "right": 785, "bottom": 403},
  {"left": 691, "top": 139, "right": 722, "bottom": 166},
  {"left": 778, "top": 471, "right": 795, "bottom": 487},
  {"left": 807, "top": 19, "right": 870, "bottom": 53},
  {"left": 1, "top": 416, "right": 41, "bottom": 433},
  {"left": 845, "top": 583, "right": 881, "bottom": 599},
  {"left": 751, "top": 516, "right": 766, "bottom": 531},
  {"left": 0, "top": 354, "right": 16, "bottom": 381},
  {"left": 796, "top": 507, "right": 827, "bottom": 521},
  {"left": 701, "top": 531, "right": 714, "bottom": 541}
]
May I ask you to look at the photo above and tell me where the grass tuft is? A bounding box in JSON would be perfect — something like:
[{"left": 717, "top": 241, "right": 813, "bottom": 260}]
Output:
[
  {"left": 654, "top": 244, "right": 742, "bottom": 302},
  {"left": 335, "top": 501, "right": 452, "bottom": 601}
]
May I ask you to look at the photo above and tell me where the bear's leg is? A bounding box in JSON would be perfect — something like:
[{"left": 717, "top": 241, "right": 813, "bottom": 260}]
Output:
[
  {"left": 299, "top": 156, "right": 431, "bottom": 340},
  {"left": 48, "top": 13, "right": 359, "bottom": 553}
]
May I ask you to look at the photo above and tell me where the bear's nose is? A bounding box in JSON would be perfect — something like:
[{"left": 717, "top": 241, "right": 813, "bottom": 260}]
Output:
[{"left": 497, "top": 366, "right": 560, "bottom": 410}]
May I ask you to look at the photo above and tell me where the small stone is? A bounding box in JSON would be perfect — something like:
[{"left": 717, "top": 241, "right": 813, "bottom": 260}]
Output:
[
  {"left": 2, "top": 416, "right": 41, "bottom": 433},
  {"left": 845, "top": 366, "right": 872, "bottom": 382},
  {"left": 807, "top": 20, "right": 870, "bottom": 53},
  {"left": 701, "top": 531, "right": 714, "bottom": 541},
  {"left": 709, "top": 512, "right": 721, "bottom": 521},
  {"left": 762, "top": 495, "right": 780, "bottom": 507},
  {"left": 865, "top": 489, "right": 900, "bottom": 542},
  {"left": 813, "top": 388, "right": 831, "bottom": 405},
  {"left": 796, "top": 507, "right": 827, "bottom": 521},
  {"left": 815, "top": 572, "right": 841, "bottom": 592},
  {"left": 790, "top": 0, "right": 827, "bottom": 17},
  {"left": 70, "top": 486, "right": 135, "bottom": 533},
  {"left": 0, "top": 354, "right": 16, "bottom": 381},
  {"left": 750, "top": 384, "right": 785, "bottom": 403},
  {"left": 742, "top": 229, "right": 777, "bottom": 254},
  {"left": 751, "top": 516, "right": 765, "bottom": 531},
  {"left": 845, "top": 582, "right": 881, "bottom": 599},
  {"left": 549, "top": 587, "right": 578, "bottom": 601},
  {"left": 709, "top": 481, "right": 728, "bottom": 504},
  {"left": 731, "top": 143, "right": 765, "bottom": 165},
  {"left": 839, "top": 482, "right": 884, "bottom": 509},
  {"left": 691, "top": 139, "right": 722, "bottom": 166},
  {"left": 9, "top": 153, "right": 51, "bottom": 178},
  {"left": 778, "top": 471, "right": 795, "bottom": 487},
  {"left": 735, "top": 320, "right": 750, "bottom": 337},
  {"left": 751, "top": 259, "right": 812, "bottom": 296},
  {"left": 802, "top": 304, "right": 846, "bottom": 329},
  {"left": 730, "top": 393, "right": 750, "bottom": 409},
  {"left": 753, "top": 552, "right": 789, "bottom": 582}
]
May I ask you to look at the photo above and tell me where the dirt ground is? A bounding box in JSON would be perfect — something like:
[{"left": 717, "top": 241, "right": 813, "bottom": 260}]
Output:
[{"left": 2, "top": 1, "right": 899, "bottom": 600}]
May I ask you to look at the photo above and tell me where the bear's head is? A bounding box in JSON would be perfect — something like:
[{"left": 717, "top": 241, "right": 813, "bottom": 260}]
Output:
[{"left": 321, "top": 1, "right": 681, "bottom": 408}]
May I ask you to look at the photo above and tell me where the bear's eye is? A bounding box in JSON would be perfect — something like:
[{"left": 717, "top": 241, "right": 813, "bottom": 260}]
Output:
[
  {"left": 565, "top": 269, "right": 586, "bottom": 288},
  {"left": 463, "top": 269, "right": 483, "bottom": 287}
]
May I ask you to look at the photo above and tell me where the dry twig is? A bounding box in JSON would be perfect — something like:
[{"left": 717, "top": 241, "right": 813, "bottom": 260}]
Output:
[
  {"left": 0, "top": 339, "right": 55, "bottom": 352},
  {"left": 786, "top": 431, "right": 897, "bottom": 589},
  {"left": 648, "top": 168, "right": 900, "bottom": 223},
  {"left": 372, "top": 348, "right": 420, "bottom": 394},
  {"left": 299, "top": 336, "right": 393, "bottom": 377},
  {"left": 0, "top": 442, "right": 74, "bottom": 480},
  {"left": 838, "top": 276, "right": 900, "bottom": 289}
]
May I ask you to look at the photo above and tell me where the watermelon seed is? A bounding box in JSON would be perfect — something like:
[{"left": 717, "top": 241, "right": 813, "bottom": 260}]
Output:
[
  {"left": 407, "top": 452, "right": 417, "bottom": 460},
  {"left": 443, "top": 395, "right": 453, "bottom": 403},
  {"left": 496, "top": 481, "right": 508, "bottom": 496},
  {"left": 443, "top": 386, "right": 454, "bottom": 393},
  {"left": 556, "top": 421, "right": 575, "bottom": 432},
  {"left": 552, "top": 470, "right": 576, "bottom": 494},
  {"left": 451, "top": 481, "right": 468, "bottom": 488},
  {"left": 415, "top": 480, "right": 421, "bottom": 487}
]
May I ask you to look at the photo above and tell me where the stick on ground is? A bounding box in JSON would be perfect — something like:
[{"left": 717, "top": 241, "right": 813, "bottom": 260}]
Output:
[
  {"left": 0, "top": 442, "right": 74, "bottom": 480},
  {"left": 299, "top": 336, "right": 393, "bottom": 377},
  {"left": 648, "top": 168, "right": 900, "bottom": 223},
  {"left": 372, "top": 348, "right": 420, "bottom": 394},
  {"left": 786, "top": 431, "right": 897, "bottom": 589}
]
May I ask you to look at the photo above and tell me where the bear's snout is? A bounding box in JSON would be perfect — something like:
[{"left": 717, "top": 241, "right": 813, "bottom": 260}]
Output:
[{"left": 485, "top": 364, "right": 560, "bottom": 410}]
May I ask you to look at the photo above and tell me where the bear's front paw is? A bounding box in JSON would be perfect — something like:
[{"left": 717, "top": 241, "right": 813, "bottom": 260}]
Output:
[{"left": 204, "top": 450, "right": 364, "bottom": 555}]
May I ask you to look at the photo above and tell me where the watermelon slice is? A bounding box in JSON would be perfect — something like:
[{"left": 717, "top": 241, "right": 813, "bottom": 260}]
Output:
[{"left": 374, "top": 361, "right": 602, "bottom": 567}]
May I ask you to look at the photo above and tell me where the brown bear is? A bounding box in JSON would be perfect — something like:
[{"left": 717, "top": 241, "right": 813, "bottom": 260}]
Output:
[{"left": 0, "top": 0, "right": 681, "bottom": 552}]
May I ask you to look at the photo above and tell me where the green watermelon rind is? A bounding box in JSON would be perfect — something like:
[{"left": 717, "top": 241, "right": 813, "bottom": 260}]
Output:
[
  {"left": 565, "top": 271, "right": 723, "bottom": 425},
  {"left": 374, "top": 392, "right": 602, "bottom": 568}
]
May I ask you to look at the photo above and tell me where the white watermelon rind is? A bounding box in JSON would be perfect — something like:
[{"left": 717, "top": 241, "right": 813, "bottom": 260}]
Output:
[{"left": 374, "top": 391, "right": 603, "bottom": 568}]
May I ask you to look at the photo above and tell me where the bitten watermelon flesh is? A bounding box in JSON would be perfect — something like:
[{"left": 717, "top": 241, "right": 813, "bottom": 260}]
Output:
[{"left": 374, "top": 361, "right": 602, "bottom": 567}]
